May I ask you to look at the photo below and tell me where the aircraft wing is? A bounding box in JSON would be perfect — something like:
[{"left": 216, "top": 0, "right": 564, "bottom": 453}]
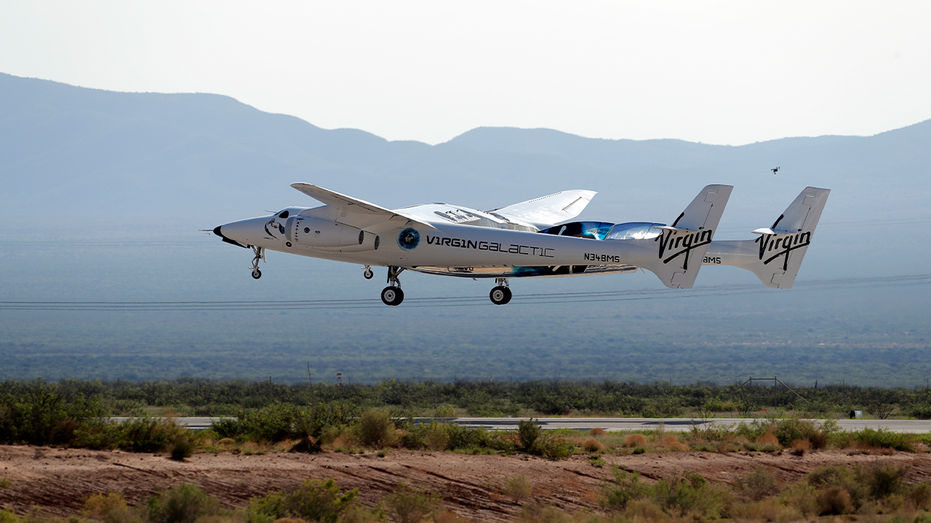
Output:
[
  {"left": 488, "top": 189, "right": 597, "bottom": 229},
  {"left": 290, "top": 183, "right": 435, "bottom": 232}
]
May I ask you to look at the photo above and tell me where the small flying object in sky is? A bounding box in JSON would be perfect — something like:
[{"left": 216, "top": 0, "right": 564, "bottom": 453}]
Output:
[
  {"left": 213, "top": 184, "right": 830, "bottom": 306},
  {"left": 772, "top": 167, "right": 780, "bottom": 175}
]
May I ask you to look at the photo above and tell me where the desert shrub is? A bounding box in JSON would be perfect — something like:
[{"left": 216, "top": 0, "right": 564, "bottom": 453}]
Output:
[
  {"left": 755, "top": 433, "right": 779, "bottom": 446},
  {"left": 790, "top": 438, "right": 810, "bottom": 455},
  {"left": 779, "top": 482, "right": 820, "bottom": 517},
  {"left": 539, "top": 436, "right": 575, "bottom": 460},
  {"left": 855, "top": 427, "right": 916, "bottom": 452},
  {"left": 581, "top": 438, "right": 603, "bottom": 453},
  {"left": 170, "top": 439, "right": 194, "bottom": 461},
  {"left": 247, "top": 479, "right": 357, "bottom": 523},
  {"left": 650, "top": 472, "right": 729, "bottom": 519},
  {"left": 238, "top": 402, "right": 300, "bottom": 442},
  {"left": 424, "top": 422, "right": 450, "bottom": 451},
  {"left": 119, "top": 416, "right": 186, "bottom": 453},
  {"left": 517, "top": 419, "right": 542, "bottom": 452},
  {"left": 381, "top": 482, "right": 443, "bottom": 523},
  {"left": 807, "top": 465, "right": 866, "bottom": 512},
  {"left": 736, "top": 467, "right": 780, "bottom": 501},
  {"left": 601, "top": 467, "right": 649, "bottom": 511},
  {"left": 817, "top": 487, "right": 854, "bottom": 515},
  {"left": 0, "top": 511, "right": 18, "bottom": 523},
  {"left": 502, "top": 474, "right": 533, "bottom": 504},
  {"left": 622, "top": 434, "right": 645, "bottom": 448},
  {"left": 84, "top": 492, "right": 143, "bottom": 523},
  {"left": 147, "top": 483, "right": 220, "bottom": 523},
  {"left": 0, "top": 387, "right": 105, "bottom": 446},
  {"left": 862, "top": 462, "right": 908, "bottom": 500},
  {"left": 588, "top": 428, "right": 606, "bottom": 437},
  {"left": 908, "top": 483, "right": 931, "bottom": 510},
  {"left": 662, "top": 435, "right": 688, "bottom": 451},
  {"left": 729, "top": 497, "right": 799, "bottom": 522},
  {"left": 209, "top": 418, "right": 242, "bottom": 440},
  {"left": 445, "top": 424, "right": 505, "bottom": 452},
  {"left": 771, "top": 417, "right": 832, "bottom": 449},
  {"left": 513, "top": 504, "right": 571, "bottom": 523},
  {"left": 355, "top": 409, "right": 397, "bottom": 449}
]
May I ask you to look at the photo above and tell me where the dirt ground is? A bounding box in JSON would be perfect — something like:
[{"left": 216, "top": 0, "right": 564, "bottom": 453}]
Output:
[{"left": 2, "top": 445, "right": 930, "bottom": 521}]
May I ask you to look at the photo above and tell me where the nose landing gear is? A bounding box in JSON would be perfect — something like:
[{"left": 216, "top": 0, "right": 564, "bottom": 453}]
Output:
[
  {"left": 381, "top": 266, "right": 406, "bottom": 306},
  {"left": 250, "top": 246, "right": 266, "bottom": 279},
  {"left": 490, "top": 278, "right": 512, "bottom": 305}
]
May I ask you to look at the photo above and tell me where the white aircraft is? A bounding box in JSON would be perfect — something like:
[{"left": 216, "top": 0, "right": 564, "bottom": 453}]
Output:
[{"left": 213, "top": 184, "right": 830, "bottom": 306}]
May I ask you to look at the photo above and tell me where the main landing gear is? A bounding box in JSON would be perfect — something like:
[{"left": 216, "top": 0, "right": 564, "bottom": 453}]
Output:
[
  {"left": 490, "top": 278, "right": 512, "bottom": 305},
  {"left": 250, "top": 246, "right": 266, "bottom": 279},
  {"left": 381, "top": 266, "right": 405, "bottom": 306}
]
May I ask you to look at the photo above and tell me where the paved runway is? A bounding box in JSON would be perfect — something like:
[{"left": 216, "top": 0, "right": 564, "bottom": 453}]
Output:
[{"left": 162, "top": 416, "right": 931, "bottom": 433}]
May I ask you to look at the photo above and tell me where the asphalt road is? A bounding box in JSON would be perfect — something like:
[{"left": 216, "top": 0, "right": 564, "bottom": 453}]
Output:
[{"left": 158, "top": 417, "right": 931, "bottom": 433}]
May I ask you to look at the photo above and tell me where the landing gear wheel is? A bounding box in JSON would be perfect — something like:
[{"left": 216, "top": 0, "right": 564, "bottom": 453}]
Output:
[
  {"left": 251, "top": 268, "right": 262, "bottom": 279},
  {"left": 490, "top": 286, "right": 512, "bottom": 305},
  {"left": 363, "top": 267, "right": 374, "bottom": 280},
  {"left": 381, "top": 286, "right": 404, "bottom": 306}
]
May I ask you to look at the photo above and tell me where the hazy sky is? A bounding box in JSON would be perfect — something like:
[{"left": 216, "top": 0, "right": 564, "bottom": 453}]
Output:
[{"left": 2, "top": 1, "right": 930, "bottom": 145}]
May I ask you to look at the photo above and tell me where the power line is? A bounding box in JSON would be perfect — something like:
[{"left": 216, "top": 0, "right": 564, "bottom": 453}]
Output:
[{"left": 2, "top": 274, "right": 929, "bottom": 312}]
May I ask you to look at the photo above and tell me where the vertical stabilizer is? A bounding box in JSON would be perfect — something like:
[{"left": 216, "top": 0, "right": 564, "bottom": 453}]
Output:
[
  {"left": 642, "top": 184, "right": 733, "bottom": 288},
  {"left": 704, "top": 186, "right": 831, "bottom": 288}
]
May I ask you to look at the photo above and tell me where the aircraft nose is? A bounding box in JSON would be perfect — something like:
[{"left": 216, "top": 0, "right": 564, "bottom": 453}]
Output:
[{"left": 213, "top": 226, "right": 224, "bottom": 238}]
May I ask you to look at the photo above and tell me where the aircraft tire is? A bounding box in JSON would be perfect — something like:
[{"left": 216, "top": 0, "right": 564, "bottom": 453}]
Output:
[
  {"left": 490, "top": 286, "right": 511, "bottom": 305},
  {"left": 381, "top": 286, "right": 404, "bottom": 306},
  {"left": 363, "top": 269, "right": 374, "bottom": 280},
  {"left": 251, "top": 269, "right": 262, "bottom": 279}
]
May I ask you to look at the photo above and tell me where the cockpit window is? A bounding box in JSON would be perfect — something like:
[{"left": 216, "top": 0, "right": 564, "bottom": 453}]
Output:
[{"left": 278, "top": 210, "right": 290, "bottom": 219}]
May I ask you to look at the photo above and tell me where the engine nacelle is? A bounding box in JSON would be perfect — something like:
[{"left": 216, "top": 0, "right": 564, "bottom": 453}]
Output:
[{"left": 294, "top": 217, "right": 364, "bottom": 248}]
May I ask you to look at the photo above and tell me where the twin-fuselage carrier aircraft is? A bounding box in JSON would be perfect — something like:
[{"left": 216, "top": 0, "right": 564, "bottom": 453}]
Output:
[{"left": 213, "top": 184, "right": 830, "bottom": 306}]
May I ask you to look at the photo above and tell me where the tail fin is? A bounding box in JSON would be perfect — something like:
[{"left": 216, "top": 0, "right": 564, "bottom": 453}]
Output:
[
  {"left": 642, "top": 184, "right": 733, "bottom": 289},
  {"left": 704, "top": 186, "right": 831, "bottom": 288}
]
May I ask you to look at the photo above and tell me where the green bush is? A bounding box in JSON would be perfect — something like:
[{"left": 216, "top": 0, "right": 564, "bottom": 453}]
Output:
[
  {"left": 84, "top": 492, "right": 143, "bottom": 523},
  {"left": 170, "top": 439, "right": 194, "bottom": 461},
  {"left": 517, "top": 419, "right": 542, "bottom": 452},
  {"left": 736, "top": 467, "right": 780, "bottom": 501},
  {"left": 855, "top": 427, "right": 917, "bottom": 452},
  {"left": 119, "top": 417, "right": 186, "bottom": 453},
  {"left": 381, "top": 482, "right": 442, "bottom": 523},
  {"left": 602, "top": 467, "right": 649, "bottom": 511},
  {"left": 147, "top": 483, "right": 220, "bottom": 523},
  {"left": 650, "top": 472, "right": 729, "bottom": 519},
  {"left": 0, "top": 387, "right": 104, "bottom": 446},
  {"left": 355, "top": 409, "right": 397, "bottom": 449}
]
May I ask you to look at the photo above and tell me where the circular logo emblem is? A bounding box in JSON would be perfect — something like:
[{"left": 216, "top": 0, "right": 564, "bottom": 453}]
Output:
[{"left": 398, "top": 228, "right": 420, "bottom": 250}]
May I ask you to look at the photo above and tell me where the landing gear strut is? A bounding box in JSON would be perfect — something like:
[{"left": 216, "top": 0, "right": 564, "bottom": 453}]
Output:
[
  {"left": 381, "top": 266, "right": 405, "bottom": 306},
  {"left": 250, "top": 246, "right": 266, "bottom": 279},
  {"left": 490, "top": 278, "right": 512, "bottom": 305},
  {"left": 362, "top": 265, "right": 374, "bottom": 280}
]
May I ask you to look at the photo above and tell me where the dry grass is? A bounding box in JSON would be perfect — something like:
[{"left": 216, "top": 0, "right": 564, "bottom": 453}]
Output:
[
  {"left": 588, "top": 428, "right": 606, "bottom": 436},
  {"left": 662, "top": 435, "right": 688, "bottom": 451},
  {"left": 790, "top": 438, "right": 810, "bottom": 456},
  {"left": 582, "top": 439, "right": 604, "bottom": 452},
  {"left": 756, "top": 433, "right": 779, "bottom": 446},
  {"left": 623, "top": 434, "right": 646, "bottom": 448}
]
